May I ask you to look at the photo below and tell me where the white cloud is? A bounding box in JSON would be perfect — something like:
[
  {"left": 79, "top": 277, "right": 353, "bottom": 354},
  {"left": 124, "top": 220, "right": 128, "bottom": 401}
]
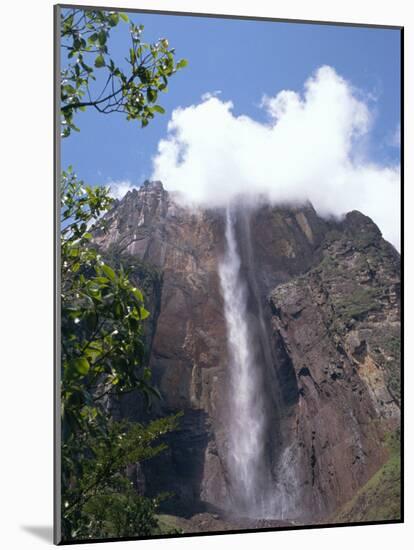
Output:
[
  {"left": 152, "top": 66, "right": 400, "bottom": 250},
  {"left": 201, "top": 90, "right": 222, "bottom": 101},
  {"left": 108, "top": 180, "right": 140, "bottom": 200},
  {"left": 389, "top": 123, "right": 401, "bottom": 148}
]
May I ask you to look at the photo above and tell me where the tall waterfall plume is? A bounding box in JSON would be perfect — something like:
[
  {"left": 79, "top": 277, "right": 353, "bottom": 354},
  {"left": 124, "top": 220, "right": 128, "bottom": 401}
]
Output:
[{"left": 219, "top": 206, "right": 273, "bottom": 517}]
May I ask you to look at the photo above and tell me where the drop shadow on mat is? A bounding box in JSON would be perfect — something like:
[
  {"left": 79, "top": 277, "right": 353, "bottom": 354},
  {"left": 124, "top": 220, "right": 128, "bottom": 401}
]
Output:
[{"left": 21, "top": 525, "right": 53, "bottom": 543}]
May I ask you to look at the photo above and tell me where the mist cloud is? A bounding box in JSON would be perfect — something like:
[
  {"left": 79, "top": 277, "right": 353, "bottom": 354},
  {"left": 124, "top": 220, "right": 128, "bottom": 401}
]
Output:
[
  {"left": 151, "top": 66, "right": 400, "bottom": 249},
  {"left": 108, "top": 180, "right": 139, "bottom": 200}
]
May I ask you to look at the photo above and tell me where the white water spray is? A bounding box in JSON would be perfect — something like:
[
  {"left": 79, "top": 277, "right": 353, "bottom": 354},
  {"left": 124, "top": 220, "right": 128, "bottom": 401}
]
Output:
[{"left": 219, "top": 207, "right": 271, "bottom": 517}]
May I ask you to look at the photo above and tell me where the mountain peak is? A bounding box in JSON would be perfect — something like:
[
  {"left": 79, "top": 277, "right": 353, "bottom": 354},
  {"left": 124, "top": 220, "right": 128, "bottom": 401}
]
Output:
[{"left": 141, "top": 179, "right": 164, "bottom": 191}]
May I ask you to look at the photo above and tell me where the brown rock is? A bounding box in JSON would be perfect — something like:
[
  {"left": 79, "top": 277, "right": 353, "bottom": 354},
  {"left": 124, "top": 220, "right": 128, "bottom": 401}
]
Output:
[{"left": 93, "top": 181, "right": 400, "bottom": 523}]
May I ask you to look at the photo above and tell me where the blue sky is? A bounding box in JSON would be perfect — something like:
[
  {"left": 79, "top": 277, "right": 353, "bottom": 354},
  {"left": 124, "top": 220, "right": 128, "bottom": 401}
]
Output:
[{"left": 61, "top": 10, "right": 401, "bottom": 187}]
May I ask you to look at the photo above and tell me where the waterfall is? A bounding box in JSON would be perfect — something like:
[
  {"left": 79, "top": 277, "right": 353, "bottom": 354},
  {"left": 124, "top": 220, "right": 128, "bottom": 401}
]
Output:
[{"left": 218, "top": 206, "right": 273, "bottom": 518}]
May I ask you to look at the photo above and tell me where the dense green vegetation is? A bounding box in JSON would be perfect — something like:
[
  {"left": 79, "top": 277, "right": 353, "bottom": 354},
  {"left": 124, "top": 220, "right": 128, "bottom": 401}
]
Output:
[
  {"left": 335, "top": 287, "right": 380, "bottom": 322},
  {"left": 59, "top": 7, "right": 187, "bottom": 541},
  {"left": 333, "top": 430, "right": 401, "bottom": 523}
]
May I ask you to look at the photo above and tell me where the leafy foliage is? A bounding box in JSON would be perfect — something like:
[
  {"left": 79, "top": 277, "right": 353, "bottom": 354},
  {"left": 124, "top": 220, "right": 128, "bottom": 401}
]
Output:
[
  {"left": 60, "top": 8, "right": 188, "bottom": 136},
  {"left": 60, "top": 169, "right": 181, "bottom": 540},
  {"left": 63, "top": 416, "right": 180, "bottom": 540},
  {"left": 104, "top": 243, "right": 162, "bottom": 304},
  {"left": 61, "top": 168, "right": 155, "bottom": 439},
  {"left": 59, "top": 8, "right": 188, "bottom": 540}
]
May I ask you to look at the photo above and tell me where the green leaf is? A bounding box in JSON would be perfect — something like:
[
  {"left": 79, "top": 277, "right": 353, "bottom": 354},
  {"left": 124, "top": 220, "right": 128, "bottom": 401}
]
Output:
[
  {"left": 140, "top": 307, "right": 150, "bottom": 320},
  {"left": 146, "top": 88, "right": 157, "bottom": 103},
  {"left": 119, "top": 13, "right": 129, "bottom": 23},
  {"left": 98, "top": 30, "right": 107, "bottom": 46},
  {"left": 94, "top": 276, "right": 109, "bottom": 284},
  {"left": 109, "top": 13, "right": 119, "bottom": 26},
  {"left": 152, "top": 105, "right": 165, "bottom": 114},
  {"left": 94, "top": 55, "right": 105, "bottom": 68},
  {"left": 176, "top": 59, "right": 188, "bottom": 69},
  {"left": 101, "top": 264, "right": 116, "bottom": 281},
  {"left": 132, "top": 288, "right": 144, "bottom": 302},
  {"left": 84, "top": 342, "right": 103, "bottom": 362},
  {"left": 129, "top": 48, "right": 136, "bottom": 64},
  {"left": 71, "top": 356, "right": 90, "bottom": 376},
  {"left": 69, "top": 247, "right": 79, "bottom": 258}
]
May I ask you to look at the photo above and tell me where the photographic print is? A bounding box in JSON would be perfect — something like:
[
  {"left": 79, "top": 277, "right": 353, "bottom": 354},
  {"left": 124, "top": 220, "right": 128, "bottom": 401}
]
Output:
[{"left": 55, "top": 4, "right": 402, "bottom": 544}]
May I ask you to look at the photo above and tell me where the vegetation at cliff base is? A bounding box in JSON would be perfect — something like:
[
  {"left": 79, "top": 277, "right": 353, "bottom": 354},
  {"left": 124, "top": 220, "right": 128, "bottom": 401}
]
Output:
[{"left": 333, "top": 430, "right": 401, "bottom": 523}]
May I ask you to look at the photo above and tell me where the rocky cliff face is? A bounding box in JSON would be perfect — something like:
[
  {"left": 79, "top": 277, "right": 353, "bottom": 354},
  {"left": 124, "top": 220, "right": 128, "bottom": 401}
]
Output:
[{"left": 93, "top": 181, "right": 401, "bottom": 524}]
